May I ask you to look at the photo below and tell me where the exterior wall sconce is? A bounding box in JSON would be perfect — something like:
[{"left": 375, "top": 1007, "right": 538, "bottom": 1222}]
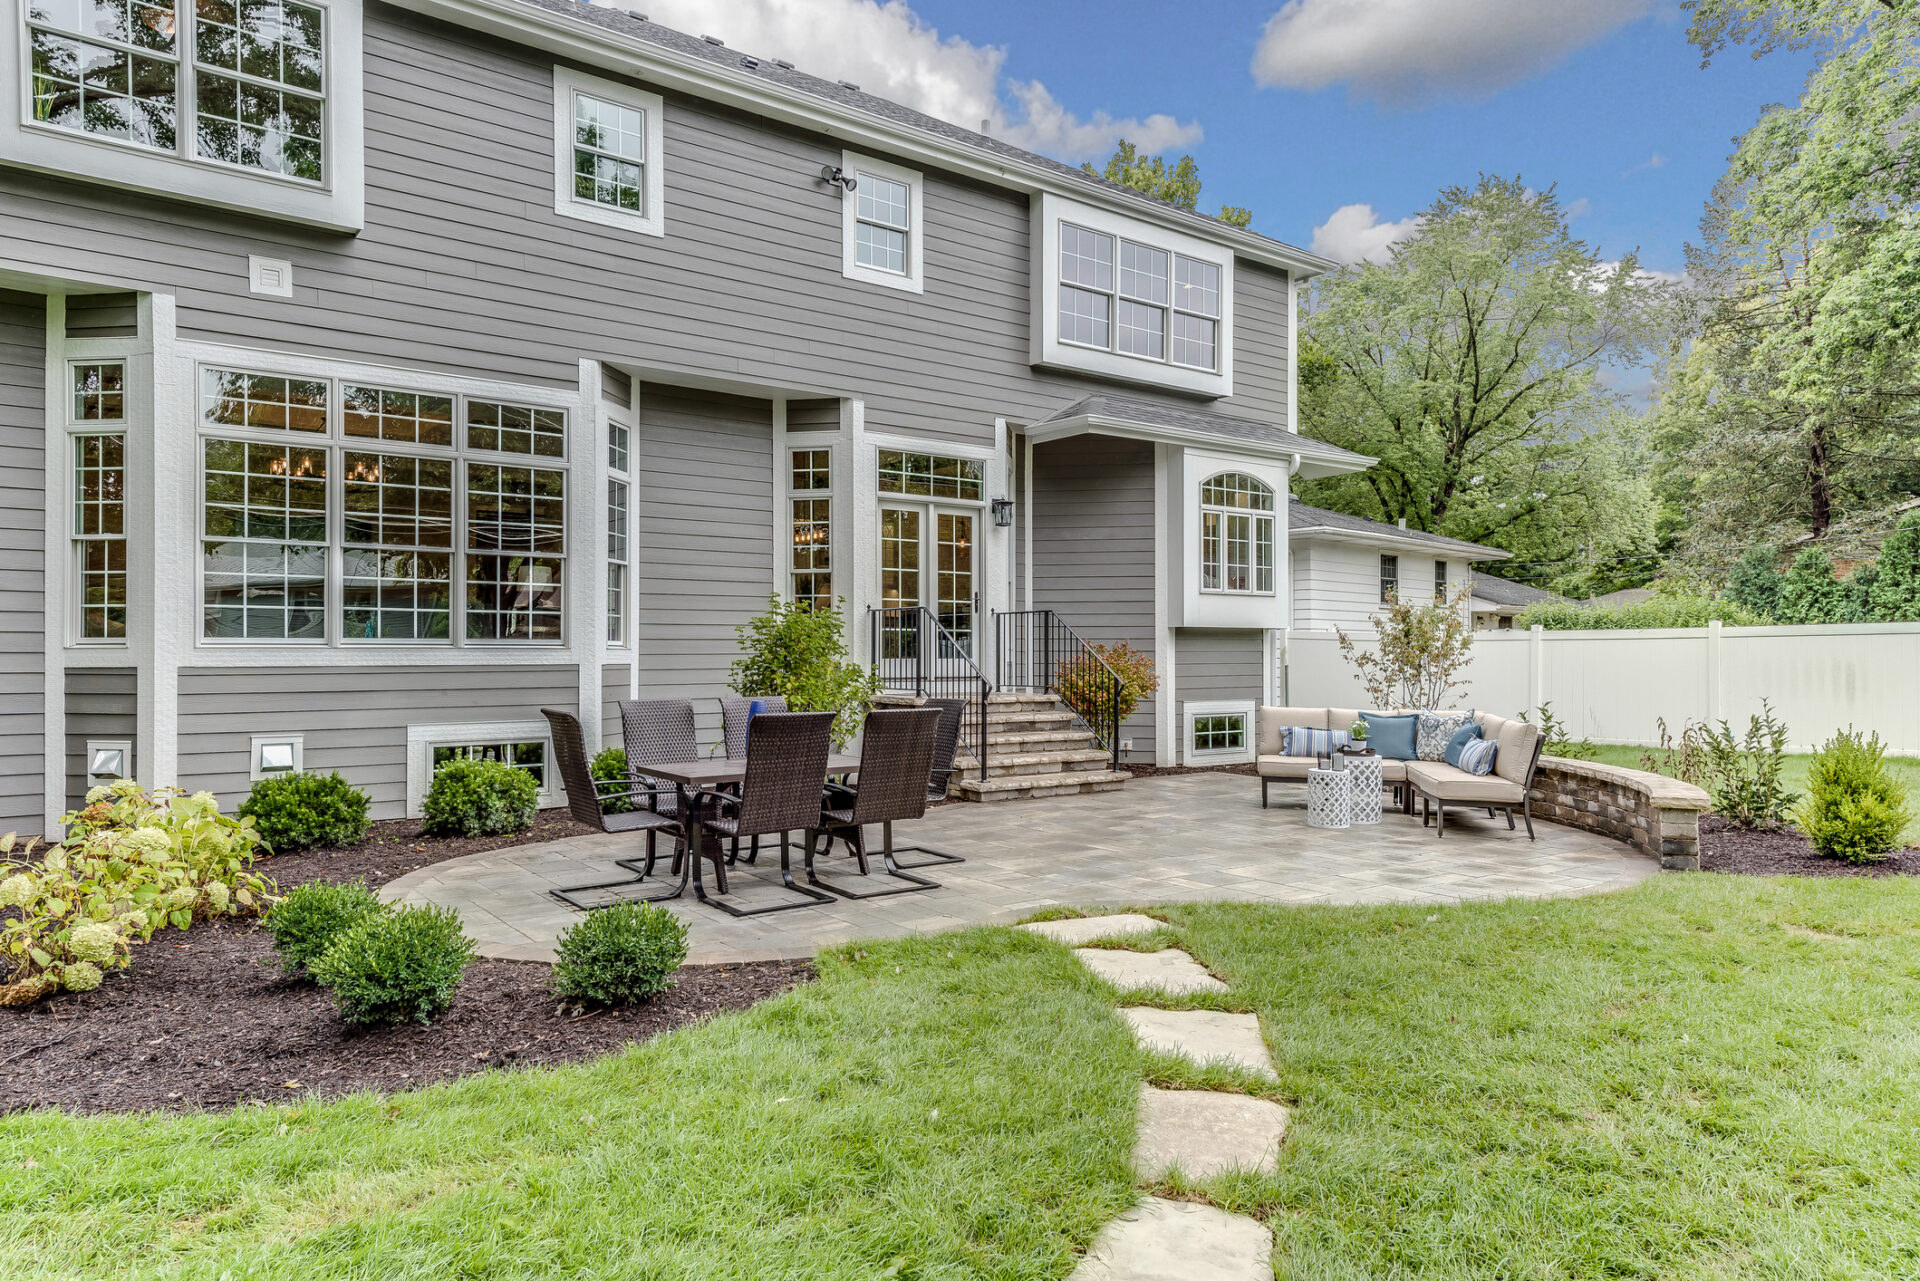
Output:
[
  {"left": 990, "top": 496, "right": 1015, "bottom": 527},
  {"left": 819, "top": 165, "right": 857, "bottom": 192}
]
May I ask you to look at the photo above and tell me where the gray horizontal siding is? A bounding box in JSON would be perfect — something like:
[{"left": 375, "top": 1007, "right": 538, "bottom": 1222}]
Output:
[
  {"left": 1030, "top": 435, "right": 1158, "bottom": 762},
  {"left": 1231, "top": 262, "right": 1290, "bottom": 427},
  {"left": 1175, "top": 628, "right": 1265, "bottom": 705},
  {"left": 601, "top": 364, "right": 631, "bottom": 409},
  {"left": 601, "top": 662, "right": 629, "bottom": 749},
  {"left": 65, "top": 668, "right": 137, "bottom": 811},
  {"left": 786, "top": 397, "right": 839, "bottom": 431},
  {"left": 176, "top": 663, "right": 580, "bottom": 818},
  {"left": 634, "top": 384, "right": 772, "bottom": 746},
  {"left": 0, "top": 290, "right": 45, "bottom": 834},
  {"left": 64, "top": 291, "right": 138, "bottom": 338},
  {"left": 0, "top": 4, "right": 1288, "bottom": 443}
]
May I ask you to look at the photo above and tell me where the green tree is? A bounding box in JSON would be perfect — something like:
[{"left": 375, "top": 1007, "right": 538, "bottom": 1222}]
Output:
[
  {"left": 1724, "top": 546, "right": 1784, "bottom": 620},
  {"left": 1775, "top": 548, "right": 1852, "bottom": 624},
  {"left": 1296, "top": 176, "right": 1667, "bottom": 588},
  {"left": 1867, "top": 510, "right": 1920, "bottom": 620},
  {"left": 1083, "top": 141, "right": 1252, "bottom": 227}
]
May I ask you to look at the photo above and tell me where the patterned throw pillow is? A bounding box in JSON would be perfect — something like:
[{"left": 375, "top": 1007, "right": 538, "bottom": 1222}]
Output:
[
  {"left": 1457, "top": 737, "right": 1499, "bottom": 776},
  {"left": 1416, "top": 710, "right": 1474, "bottom": 762},
  {"left": 1282, "top": 727, "right": 1351, "bottom": 758}
]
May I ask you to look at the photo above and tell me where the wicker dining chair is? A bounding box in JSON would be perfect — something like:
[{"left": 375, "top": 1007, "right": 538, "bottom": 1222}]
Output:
[
  {"left": 720, "top": 695, "right": 788, "bottom": 759},
  {"left": 888, "top": 696, "right": 968, "bottom": 870},
  {"left": 541, "top": 709, "right": 689, "bottom": 911},
  {"left": 807, "top": 706, "right": 944, "bottom": 899},
  {"left": 687, "top": 711, "right": 837, "bottom": 917},
  {"left": 610, "top": 698, "right": 700, "bottom": 881}
]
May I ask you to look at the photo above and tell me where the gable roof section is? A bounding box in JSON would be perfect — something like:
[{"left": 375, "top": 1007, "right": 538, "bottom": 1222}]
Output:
[
  {"left": 389, "top": 0, "right": 1336, "bottom": 277},
  {"left": 1029, "top": 393, "right": 1374, "bottom": 476},
  {"left": 1288, "top": 500, "right": 1509, "bottom": 560},
  {"left": 1468, "top": 570, "right": 1565, "bottom": 608}
]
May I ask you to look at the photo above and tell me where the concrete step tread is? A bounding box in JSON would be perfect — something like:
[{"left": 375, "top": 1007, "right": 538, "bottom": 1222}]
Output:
[{"left": 957, "top": 770, "right": 1131, "bottom": 797}]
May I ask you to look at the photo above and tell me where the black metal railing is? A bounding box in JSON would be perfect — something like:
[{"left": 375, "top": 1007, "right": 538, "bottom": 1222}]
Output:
[
  {"left": 869, "top": 606, "right": 990, "bottom": 783},
  {"left": 993, "top": 609, "right": 1123, "bottom": 772}
]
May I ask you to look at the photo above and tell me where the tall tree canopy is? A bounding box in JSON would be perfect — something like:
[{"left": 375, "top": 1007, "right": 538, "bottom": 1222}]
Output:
[
  {"left": 1083, "top": 141, "right": 1252, "bottom": 227},
  {"left": 1295, "top": 176, "right": 1668, "bottom": 592},
  {"left": 1654, "top": 0, "right": 1920, "bottom": 566}
]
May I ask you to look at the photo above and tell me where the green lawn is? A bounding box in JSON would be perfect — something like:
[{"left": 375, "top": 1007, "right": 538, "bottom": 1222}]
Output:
[
  {"left": 8, "top": 876, "right": 1920, "bottom": 1278},
  {"left": 1582, "top": 743, "right": 1920, "bottom": 842}
]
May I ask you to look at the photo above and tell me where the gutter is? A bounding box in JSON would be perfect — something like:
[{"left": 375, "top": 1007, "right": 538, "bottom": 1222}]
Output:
[
  {"left": 1028, "top": 413, "right": 1375, "bottom": 471},
  {"left": 1288, "top": 524, "right": 1510, "bottom": 561}
]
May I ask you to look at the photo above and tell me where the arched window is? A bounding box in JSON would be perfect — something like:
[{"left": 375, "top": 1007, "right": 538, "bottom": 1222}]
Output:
[{"left": 1200, "top": 472, "right": 1275, "bottom": 594}]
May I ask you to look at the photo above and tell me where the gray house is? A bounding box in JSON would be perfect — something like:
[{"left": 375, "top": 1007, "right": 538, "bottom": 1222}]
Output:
[{"left": 0, "top": 0, "right": 1369, "bottom": 833}]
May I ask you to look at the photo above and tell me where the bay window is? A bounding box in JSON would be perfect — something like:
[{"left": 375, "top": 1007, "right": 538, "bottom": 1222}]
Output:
[
  {"left": 1199, "top": 472, "right": 1274, "bottom": 595},
  {"left": 1059, "top": 222, "right": 1223, "bottom": 372}
]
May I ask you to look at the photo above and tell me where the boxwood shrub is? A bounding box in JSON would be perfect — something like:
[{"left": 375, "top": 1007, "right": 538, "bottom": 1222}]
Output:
[
  {"left": 265, "top": 880, "right": 385, "bottom": 976},
  {"left": 591, "top": 747, "right": 632, "bottom": 814},
  {"left": 310, "top": 903, "right": 475, "bottom": 1025},
  {"left": 551, "top": 900, "right": 689, "bottom": 1006},
  {"left": 422, "top": 758, "right": 538, "bottom": 837},
  {"left": 238, "top": 771, "right": 371, "bottom": 853}
]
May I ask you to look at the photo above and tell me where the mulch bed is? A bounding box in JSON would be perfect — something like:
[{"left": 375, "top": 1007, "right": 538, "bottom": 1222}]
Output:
[
  {"left": 2, "top": 809, "right": 814, "bottom": 1115},
  {"left": 1697, "top": 814, "right": 1920, "bottom": 878},
  {"left": 1122, "top": 761, "right": 1257, "bottom": 780}
]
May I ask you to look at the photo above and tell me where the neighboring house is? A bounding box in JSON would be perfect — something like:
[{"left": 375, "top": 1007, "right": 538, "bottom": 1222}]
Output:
[
  {"left": 1466, "top": 571, "right": 1568, "bottom": 631},
  {"left": 0, "top": 0, "right": 1375, "bottom": 829},
  {"left": 1287, "top": 502, "right": 1507, "bottom": 632}
]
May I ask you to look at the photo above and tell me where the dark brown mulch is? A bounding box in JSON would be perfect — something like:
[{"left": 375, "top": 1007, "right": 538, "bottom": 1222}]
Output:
[
  {"left": 2, "top": 808, "right": 813, "bottom": 1114},
  {"left": 1122, "top": 761, "right": 1258, "bottom": 780},
  {"left": 1698, "top": 814, "right": 1920, "bottom": 878}
]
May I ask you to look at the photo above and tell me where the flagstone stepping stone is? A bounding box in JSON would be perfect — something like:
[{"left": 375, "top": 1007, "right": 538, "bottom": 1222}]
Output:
[
  {"left": 1072, "top": 947, "right": 1227, "bottom": 995},
  {"left": 1019, "top": 913, "right": 1164, "bottom": 945},
  {"left": 1119, "top": 1007, "right": 1276, "bottom": 1078},
  {"left": 1066, "top": 1195, "right": 1272, "bottom": 1280},
  {"left": 1133, "top": 1085, "right": 1288, "bottom": 1180}
]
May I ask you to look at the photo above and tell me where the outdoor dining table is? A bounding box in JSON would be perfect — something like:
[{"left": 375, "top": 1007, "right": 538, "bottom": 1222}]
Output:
[{"left": 638, "top": 755, "right": 862, "bottom": 904}]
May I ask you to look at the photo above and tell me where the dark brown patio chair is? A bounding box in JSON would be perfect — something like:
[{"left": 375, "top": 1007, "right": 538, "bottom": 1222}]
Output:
[
  {"left": 889, "top": 696, "right": 968, "bottom": 870},
  {"left": 541, "top": 709, "right": 689, "bottom": 911},
  {"left": 720, "top": 695, "right": 788, "bottom": 758},
  {"left": 687, "top": 711, "right": 837, "bottom": 917},
  {"left": 807, "top": 706, "right": 944, "bottom": 899},
  {"left": 609, "top": 698, "right": 700, "bottom": 881}
]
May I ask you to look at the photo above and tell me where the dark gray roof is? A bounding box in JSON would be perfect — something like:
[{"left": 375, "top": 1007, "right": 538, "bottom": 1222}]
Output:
[
  {"left": 513, "top": 0, "right": 1327, "bottom": 266},
  {"left": 1581, "top": 587, "right": 1656, "bottom": 607},
  {"left": 1037, "top": 392, "right": 1371, "bottom": 464},
  {"left": 1468, "top": 570, "right": 1565, "bottom": 609},
  {"left": 1287, "top": 500, "right": 1508, "bottom": 559}
]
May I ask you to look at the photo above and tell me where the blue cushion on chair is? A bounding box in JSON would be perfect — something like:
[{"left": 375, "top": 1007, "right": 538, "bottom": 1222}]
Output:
[
  {"left": 1282, "top": 726, "right": 1351, "bottom": 758},
  {"left": 1442, "top": 723, "right": 1482, "bottom": 767},
  {"left": 1360, "top": 713, "right": 1420, "bottom": 760}
]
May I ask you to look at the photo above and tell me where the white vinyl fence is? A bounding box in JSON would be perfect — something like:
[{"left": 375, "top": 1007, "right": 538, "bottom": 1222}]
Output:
[{"left": 1284, "top": 621, "right": 1920, "bottom": 755}]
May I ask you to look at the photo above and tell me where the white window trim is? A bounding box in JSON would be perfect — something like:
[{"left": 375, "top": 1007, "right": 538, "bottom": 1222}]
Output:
[
  {"left": 1198, "top": 473, "right": 1277, "bottom": 598},
  {"left": 1030, "top": 192, "right": 1234, "bottom": 397},
  {"left": 840, "top": 150, "right": 924, "bottom": 294},
  {"left": 406, "top": 719, "right": 558, "bottom": 818},
  {"left": 1184, "top": 700, "right": 1255, "bottom": 765},
  {"left": 551, "top": 66, "right": 665, "bottom": 237},
  {"left": 3, "top": 0, "right": 364, "bottom": 231},
  {"left": 786, "top": 442, "right": 835, "bottom": 607},
  {"left": 249, "top": 733, "right": 305, "bottom": 781}
]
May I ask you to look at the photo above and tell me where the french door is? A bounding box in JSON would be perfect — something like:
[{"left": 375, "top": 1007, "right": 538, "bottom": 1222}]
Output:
[{"left": 879, "top": 503, "right": 977, "bottom": 662}]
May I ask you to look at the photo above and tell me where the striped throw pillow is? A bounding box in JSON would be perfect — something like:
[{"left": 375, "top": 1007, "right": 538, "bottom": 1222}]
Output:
[
  {"left": 1283, "top": 727, "right": 1351, "bottom": 758},
  {"left": 1457, "top": 736, "right": 1498, "bottom": 776}
]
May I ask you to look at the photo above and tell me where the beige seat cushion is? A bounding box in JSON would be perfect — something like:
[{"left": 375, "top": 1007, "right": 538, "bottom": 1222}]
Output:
[
  {"left": 1376, "top": 758, "right": 1408, "bottom": 782},
  {"left": 1405, "top": 761, "right": 1525, "bottom": 804},
  {"left": 1256, "top": 707, "right": 1330, "bottom": 756},
  {"left": 1493, "top": 720, "right": 1541, "bottom": 786},
  {"left": 1256, "top": 754, "right": 1316, "bottom": 780}
]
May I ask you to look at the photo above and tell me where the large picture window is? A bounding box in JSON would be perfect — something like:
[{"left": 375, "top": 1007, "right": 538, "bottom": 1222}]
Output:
[
  {"left": 196, "top": 363, "right": 568, "bottom": 645},
  {"left": 1198, "top": 472, "right": 1274, "bottom": 595},
  {"left": 1059, "top": 222, "right": 1222, "bottom": 372}
]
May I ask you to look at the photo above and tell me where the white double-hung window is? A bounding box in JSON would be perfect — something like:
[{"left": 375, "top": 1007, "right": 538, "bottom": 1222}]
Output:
[
  {"left": 840, "top": 151, "right": 923, "bottom": 292},
  {"left": 1198, "top": 472, "right": 1275, "bottom": 595},
  {"left": 1060, "top": 223, "right": 1221, "bottom": 372},
  {"left": 552, "top": 66, "right": 664, "bottom": 236}
]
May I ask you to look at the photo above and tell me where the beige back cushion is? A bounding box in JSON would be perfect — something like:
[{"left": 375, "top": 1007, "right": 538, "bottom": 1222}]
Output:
[
  {"left": 1327, "top": 709, "right": 1362, "bottom": 734},
  {"left": 1256, "top": 706, "right": 1329, "bottom": 755},
  {"left": 1493, "top": 719, "right": 1541, "bottom": 785}
]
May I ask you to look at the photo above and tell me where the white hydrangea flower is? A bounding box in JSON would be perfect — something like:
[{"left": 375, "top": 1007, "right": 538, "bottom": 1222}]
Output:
[
  {"left": 164, "top": 885, "right": 200, "bottom": 912},
  {"left": 120, "top": 828, "right": 173, "bottom": 861},
  {"left": 190, "top": 791, "right": 217, "bottom": 807},
  {"left": 203, "top": 882, "right": 230, "bottom": 913},
  {"left": 61, "top": 961, "right": 103, "bottom": 993},
  {"left": 84, "top": 784, "right": 111, "bottom": 805},
  {"left": 0, "top": 873, "right": 34, "bottom": 908},
  {"left": 67, "top": 922, "right": 120, "bottom": 965}
]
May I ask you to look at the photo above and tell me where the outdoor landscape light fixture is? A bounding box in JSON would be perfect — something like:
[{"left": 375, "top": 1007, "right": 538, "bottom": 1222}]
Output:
[
  {"left": 991, "top": 496, "right": 1015, "bottom": 527},
  {"left": 819, "top": 164, "right": 858, "bottom": 192}
]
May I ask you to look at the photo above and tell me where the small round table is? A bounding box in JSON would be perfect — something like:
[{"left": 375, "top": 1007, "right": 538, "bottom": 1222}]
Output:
[
  {"left": 1342, "top": 754, "right": 1384, "bottom": 825},
  {"left": 1305, "top": 767, "right": 1352, "bottom": 830}
]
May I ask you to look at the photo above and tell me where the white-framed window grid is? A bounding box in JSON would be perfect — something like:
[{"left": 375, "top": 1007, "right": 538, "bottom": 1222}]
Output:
[
  {"left": 1185, "top": 700, "right": 1255, "bottom": 764},
  {"left": 1433, "top": 559, "right": 1447, "bottom": 603},
  {"left": 1380, "top": 554, "right": 1399, "bottom": 604},
  {"left": 551, "top": 66, "right": 664, "bottom": 236},
  {"left": 840, "top": 150, "right": 924, "bottom": 293},
  {"left": 193, "top": 360, "right": 570, "bottom": 648},
  {"left": 1198, "top": 472, "right": 1275, "bottom": 596},
  {"left": 67, "top": 358, "right": 130, "bottom": 645},
  {"left": 24, "top": 0, "right": 331, "bottom": 184},
  {"left": 1058, "top": 221, "right": 1221, "bottom": 372},
  {"left": 606, "top": 448, "right": 629, "bottom": 646},
  {"left": 788, "top": 444, "right": 832, "bottom": 609}
]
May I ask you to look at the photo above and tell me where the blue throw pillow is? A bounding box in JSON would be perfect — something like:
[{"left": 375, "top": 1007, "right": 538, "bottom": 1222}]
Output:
[
  {"left": 1360, "top": 712, "right": 1420, "bottom": 760},
  {"left": 1282, "top": 726, "right": 1351, "bottom": 758},
  {"left": 1442, "top": 723, "right": 1482, "bottom": 768},
  {"left": 1457, "top": 737, "right": 1499, "bottom": 776}
]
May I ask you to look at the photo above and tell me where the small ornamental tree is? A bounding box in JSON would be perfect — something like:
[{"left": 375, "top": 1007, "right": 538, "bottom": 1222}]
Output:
[
  {"left": 730, "top": 594, "right": 880, "bottom": 748},
  {"left": 1868, "top": 511, "right": 1920, "bottom": 622},
  {"left": 1337, "top": 586, "right": 1474, "bottom": 710}
]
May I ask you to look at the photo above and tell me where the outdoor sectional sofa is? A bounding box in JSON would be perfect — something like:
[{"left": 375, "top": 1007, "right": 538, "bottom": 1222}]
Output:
[{"left": 1255, "top": 707, "right": 1546, "bottom": 838}]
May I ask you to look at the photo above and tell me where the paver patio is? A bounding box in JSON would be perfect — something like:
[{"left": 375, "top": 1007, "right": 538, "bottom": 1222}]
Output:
[{"left": 382, "top": 771, "right": 1657, "bottom": 964}]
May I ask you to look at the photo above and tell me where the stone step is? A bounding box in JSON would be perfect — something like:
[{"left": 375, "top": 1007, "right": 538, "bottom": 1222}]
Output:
[
  {"left": 986, "top": 690, "right": 1063, "bottom": 706},
  {"left": 954, "top": 748, "right": 1114, "bottom": 778},
  {"left": 1134, "top": 1085, "right": 1288, "bottom": 1181},
  {"left": 1071, "top": 947, "right": 1227, "bottom": 996},
  {"left": 1017, "top": 913, "right": 1164, "bottom": 944},
  {"left": 1119, "top": 1007, "right": 1277, "bottom": 1078},
  {"left": 1066, "top": 1197, "right": 1272, "bottom": 1281},
  {"left": 983, "top": 711, "right": 1079, "bottom": 731},
  {"left": 985, "top": 727, "right": 1099, "bottom": 749},
  {"left": 954, "top": 770, "right": 1130, "bottom": 803}
]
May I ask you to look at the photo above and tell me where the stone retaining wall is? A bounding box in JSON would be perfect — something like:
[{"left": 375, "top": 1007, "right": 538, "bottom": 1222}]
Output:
[{"left": 1528, "top": 756, "right": 1713, "bottom": 870}]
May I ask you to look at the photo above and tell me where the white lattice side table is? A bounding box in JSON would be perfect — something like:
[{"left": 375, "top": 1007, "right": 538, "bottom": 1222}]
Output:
[
  {"left": 1343, "top": 754, "right": 1384, "bottom": 825},
  {"left": 1305, "top": 767, "right": 1352, "bottom": 830}
]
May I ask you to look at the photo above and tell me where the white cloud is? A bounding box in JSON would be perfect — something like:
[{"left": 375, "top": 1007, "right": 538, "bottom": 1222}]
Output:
[
  {"left": 604, "top": 0, "right": 1201, "bottom": 162},
  {"left": 1565, "top": 196, "right": 1592, "bottom": 220},
  {"left": 1310, "top": 203, "right": 1420, "bottom": 264},
  {"left": 1622, "top": 153, "right": 1668, "bottom": 177},
  {"left": 1252, "top": 0, "right": 1658, "bottom": 107}
]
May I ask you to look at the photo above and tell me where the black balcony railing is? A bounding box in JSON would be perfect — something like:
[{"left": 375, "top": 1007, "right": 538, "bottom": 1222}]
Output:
[
  {"left": 868, "top": 605, "right": 989, "bottom": 782},
  {"left": 993, "top": 609, "right": 1123, "bottom": 772}
]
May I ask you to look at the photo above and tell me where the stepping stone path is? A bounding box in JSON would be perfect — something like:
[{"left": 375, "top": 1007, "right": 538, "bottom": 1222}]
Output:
[{"left": 1017, "top": 914, "right": 1283, "bottom": 1279}]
